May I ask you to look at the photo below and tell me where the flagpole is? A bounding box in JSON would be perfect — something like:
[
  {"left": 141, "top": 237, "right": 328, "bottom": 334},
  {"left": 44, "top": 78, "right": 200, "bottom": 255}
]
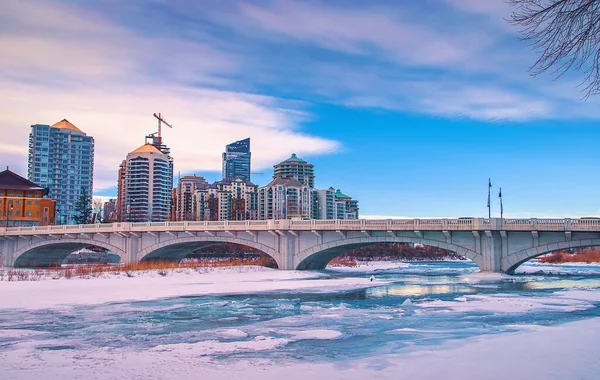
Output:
[
  {"left": 487, "top": 178, "right": 492, "bottom": 220},
  {"left": 499, "top": 187, "right": 503, "bottom": 220}
]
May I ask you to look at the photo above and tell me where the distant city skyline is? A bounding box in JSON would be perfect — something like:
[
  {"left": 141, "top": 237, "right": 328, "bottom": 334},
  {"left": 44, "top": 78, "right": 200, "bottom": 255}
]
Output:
[{"left": 2, "top": 1, "right": 600, "bottom": 218}]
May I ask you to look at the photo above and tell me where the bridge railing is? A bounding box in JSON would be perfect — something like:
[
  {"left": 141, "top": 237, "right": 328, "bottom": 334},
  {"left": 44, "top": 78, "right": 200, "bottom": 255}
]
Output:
[{"left": 2, "top": 218, "right": 600, "bottom": 236}]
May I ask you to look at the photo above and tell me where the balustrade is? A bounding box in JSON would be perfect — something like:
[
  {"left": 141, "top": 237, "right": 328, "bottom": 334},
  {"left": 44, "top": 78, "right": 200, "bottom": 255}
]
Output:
[{"left": 2, "top": 218, "right": 600, "bottom": 235}]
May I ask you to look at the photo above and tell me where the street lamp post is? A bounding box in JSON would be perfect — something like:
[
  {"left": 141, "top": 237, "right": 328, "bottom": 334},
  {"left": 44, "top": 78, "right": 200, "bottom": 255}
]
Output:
[{"left": 6, "top": 204, "right": 14, "bottom": 228}]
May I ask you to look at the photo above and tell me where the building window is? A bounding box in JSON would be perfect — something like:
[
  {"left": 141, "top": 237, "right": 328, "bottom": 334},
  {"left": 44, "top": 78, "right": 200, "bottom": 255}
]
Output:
[
  {"left": 27, "top": 200, "right": 32, "bottom": 205},
  {"left": 26, "top": 211, "right": 32, "bottom": 216}
]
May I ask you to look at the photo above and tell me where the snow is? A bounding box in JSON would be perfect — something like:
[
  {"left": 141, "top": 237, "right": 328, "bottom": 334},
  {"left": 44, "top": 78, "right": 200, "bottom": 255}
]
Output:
[
  {"left": 2, "top": 317, "right": 599, "bottom": 380},
  {"left": 0, "top": 266, "right": 388, "bottom": 310},
  {"left": 291, "top": 329, "right": 343, "bottom": 340},
  {"left": 417, "top": 291, "right": 596, "bottom": 314},
  {"left": 214, "top": 329, "right": 249, "bottom": 339},
  {"left": 327, "top": 261, "right": 410, "bottom": 273},
  {"left": 460, "top": 272, "right": 514, "bottom": 282},
  {"left": 517, "top": 262, "right": 600, "bottom": 275},
  {"left": 150, "top": 336, "right": 289, "bottom": 357}
]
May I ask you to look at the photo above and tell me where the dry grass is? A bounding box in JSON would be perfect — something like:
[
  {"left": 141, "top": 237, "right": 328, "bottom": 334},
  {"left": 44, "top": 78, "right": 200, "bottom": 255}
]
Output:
[
  {"left": 328, "top": 257, "right": 358, "bottom": 267},
  {"left": 538, "top": 248, "right": 600, "bottom": 264},
  {"left": 0, "top": 256, "right": 278, "bottom": 281}
]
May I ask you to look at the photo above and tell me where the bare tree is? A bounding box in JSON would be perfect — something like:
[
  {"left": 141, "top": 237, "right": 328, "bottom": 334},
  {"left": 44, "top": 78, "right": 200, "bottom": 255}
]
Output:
[
  {"left": 508, "top": 0, "right": 600, "bottom": 97},
  {"left": 92, "top": 198, "right": 104, "bottom": 223}
]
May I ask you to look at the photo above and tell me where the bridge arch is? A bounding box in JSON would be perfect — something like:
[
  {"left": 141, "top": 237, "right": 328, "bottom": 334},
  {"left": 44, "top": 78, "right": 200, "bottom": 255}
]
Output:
[
  {"left": 12, "top": 239, "right": 127, "bottom": 268},
  {"left": 503, "top": 238, "right": 600, "bottom": 274},
  {"left": 138, "top": 236, "right": 282, "bottom": 269},
  {"left": 294, "top": 236, "right": 481, "bottom": 270}
]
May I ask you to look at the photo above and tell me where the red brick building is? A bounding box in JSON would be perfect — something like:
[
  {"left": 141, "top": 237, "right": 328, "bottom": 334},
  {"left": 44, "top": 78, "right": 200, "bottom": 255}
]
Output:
[{"left": 0, "top": 168, "right": 56, "bottom": 226}]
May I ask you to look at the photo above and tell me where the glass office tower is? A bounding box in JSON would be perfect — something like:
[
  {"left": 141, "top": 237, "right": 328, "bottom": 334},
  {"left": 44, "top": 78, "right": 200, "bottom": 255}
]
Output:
[{"left": 222, "top": 138, "right": 251, "bottom": 181}]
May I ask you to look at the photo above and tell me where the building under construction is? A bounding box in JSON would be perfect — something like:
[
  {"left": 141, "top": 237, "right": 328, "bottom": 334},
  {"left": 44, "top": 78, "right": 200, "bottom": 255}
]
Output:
[{"left": 116, "top": 114, "right": 175, "bottom": 222}]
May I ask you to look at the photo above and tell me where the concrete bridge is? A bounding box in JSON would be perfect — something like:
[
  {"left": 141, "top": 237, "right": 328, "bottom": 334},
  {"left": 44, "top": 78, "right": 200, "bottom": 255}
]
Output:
[{"left": 1, "top": 218, "right": 600, "bottom": 273}]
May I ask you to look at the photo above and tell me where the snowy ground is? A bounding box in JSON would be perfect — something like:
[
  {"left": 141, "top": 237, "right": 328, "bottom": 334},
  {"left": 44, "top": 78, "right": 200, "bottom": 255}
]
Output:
[
  {"left": 4, "top": 317, "right": 595, "bottom": 380},
  {"left": 1, "top": 261, "right": 600, "bottom": 380},
  {"left": 0, "top": 266, "right": 387, "bottom": 309}
]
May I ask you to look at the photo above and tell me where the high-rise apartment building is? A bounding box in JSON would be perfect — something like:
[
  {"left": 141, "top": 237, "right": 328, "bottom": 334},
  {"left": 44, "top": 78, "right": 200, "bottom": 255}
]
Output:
[
  {"left": 194, "top": 178, "right": 258, "bottom": 221},
  {"left": 222, "top": 138, "right": 251, "bottom": 181},
  {"left": 102, "top": 198, "right": 117, "bottom": 223},
  {"left": 28, "top": 119, "right": 94, "bottom": 225},
  {"left": 175, "top": 175, "right": 209, "bottom": 221},
  {"left": 273, "top": 154, "right": 315, "bottom": 188},
  {"left": 116, "top": 163, "right": 126, "bottom": 222},
  {"left": 118, "top": 143, "right": 173, "bottom": 222},
  {"left": 258, "top": 153, "right": 359, "bottom": 220},
  {"left": 315, "top": 187, "right": 335, "bottom": 220},
  {"left": 258, "top": 177, "right": 312, "bottom": 220},
  {"left": 334, "top": 189, "right": 359, "bottom": 219}
]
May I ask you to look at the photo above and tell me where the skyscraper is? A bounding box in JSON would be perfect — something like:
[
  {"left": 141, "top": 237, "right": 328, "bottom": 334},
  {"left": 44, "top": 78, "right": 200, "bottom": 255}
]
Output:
[
  {"left": 194, "top": 178, "right": 258, "bottom": 221},
  {"left": 119, "top": 143, "right": 172, "bottom": 222},
  {"left": 28, "top": 119, "right": 94, "bottom": 225},
  {"left": 222, "top": 138, "right": 251, "bottom": 181},
  {"left": 258, "top": 177, "right": 312, "bottom": 220},
  {"left": 273, "top": 153, "right": 315, "bottom": 188},
  {"left": 103, "top": 198, "right": 118, "bottom": 223},
  {"left": 175, "top": 175, "right": 209, "bottom": 221}
]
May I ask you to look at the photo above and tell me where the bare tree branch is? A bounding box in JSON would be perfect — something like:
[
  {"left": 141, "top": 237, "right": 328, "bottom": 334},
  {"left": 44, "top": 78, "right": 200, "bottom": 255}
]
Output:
[{"left": 507, "top": 0, "right": 600, "bottom": 98}]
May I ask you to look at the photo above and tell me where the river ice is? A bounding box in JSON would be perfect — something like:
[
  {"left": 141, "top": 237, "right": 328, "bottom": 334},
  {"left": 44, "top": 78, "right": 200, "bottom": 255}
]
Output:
[{"left": 1, "top": 261, "right": 599, "bottom": 380}]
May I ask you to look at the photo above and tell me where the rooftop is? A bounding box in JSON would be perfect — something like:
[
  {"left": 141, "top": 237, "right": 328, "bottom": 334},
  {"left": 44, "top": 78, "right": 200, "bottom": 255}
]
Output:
[
  {"left": 130, "top": 143, "right": 163, "bottom": 155},
  {"left": 214, "top": 177, "right": 257, "bottom": 187},
  {"left": 0, "top": 168, "right": 48, "bottom": 194},
  {"left": 265, "top": 176, "right": 305, "bottom": 188},
  {"left": 275, "top": 153, "right": 312, "bottom": 167},
  {"left": 52, "top": 119, "right": 84, "bottom": 134},
  {"left": 335, "top": 189, "right": 351, "bottom": 199}
]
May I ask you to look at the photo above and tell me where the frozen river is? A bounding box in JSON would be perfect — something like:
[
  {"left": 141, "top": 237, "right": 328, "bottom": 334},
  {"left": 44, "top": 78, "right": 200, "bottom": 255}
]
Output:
[{"left": 1, "top": 261, "right": 600, "bottom": 379}]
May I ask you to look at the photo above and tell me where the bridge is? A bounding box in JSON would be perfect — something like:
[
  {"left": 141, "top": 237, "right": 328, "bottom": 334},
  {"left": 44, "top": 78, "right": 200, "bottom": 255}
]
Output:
[{"left": 1, "top": 218, "right": 599, "bottom": 273}]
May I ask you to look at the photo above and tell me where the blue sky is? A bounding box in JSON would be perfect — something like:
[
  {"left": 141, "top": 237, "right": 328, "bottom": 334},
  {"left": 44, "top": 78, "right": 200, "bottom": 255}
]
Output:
[{"left": 1, "top": 0, "right": 599, "bottom": 218}]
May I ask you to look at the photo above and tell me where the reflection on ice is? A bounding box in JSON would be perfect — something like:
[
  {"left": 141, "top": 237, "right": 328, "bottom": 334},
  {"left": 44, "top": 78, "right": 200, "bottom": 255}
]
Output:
[{"left": 367, "top": 284, "right": 476, "bottom": 297}]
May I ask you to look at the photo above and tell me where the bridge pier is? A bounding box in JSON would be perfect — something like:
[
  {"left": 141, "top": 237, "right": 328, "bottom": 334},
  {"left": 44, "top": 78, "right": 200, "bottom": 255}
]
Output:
[
  {"left": 275, "top": 232, "right": 298, "bottom": 270},
  {"left": 479, "top": 231, "right": 503, "bottom": 272}
]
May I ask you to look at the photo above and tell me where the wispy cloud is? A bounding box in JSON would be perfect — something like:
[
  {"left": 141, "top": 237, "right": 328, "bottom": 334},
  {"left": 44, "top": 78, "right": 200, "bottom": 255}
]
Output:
[
  {"left": 222, "top": 0, "right": 600, "bottom": 121},
  {"left": 3, "top": 0, "right": 600, "bottom": 195},
  {"left": 237, "top": 0, "right": 490, "bottom": 68},
  {"left": 0, "top": 0, "right": 340, "bottom": 191}
]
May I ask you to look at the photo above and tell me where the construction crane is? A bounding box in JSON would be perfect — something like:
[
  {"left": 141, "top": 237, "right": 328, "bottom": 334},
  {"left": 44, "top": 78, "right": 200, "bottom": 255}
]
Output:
[{"left": 152, "top": 112, "right": 172, "bottom": 145}]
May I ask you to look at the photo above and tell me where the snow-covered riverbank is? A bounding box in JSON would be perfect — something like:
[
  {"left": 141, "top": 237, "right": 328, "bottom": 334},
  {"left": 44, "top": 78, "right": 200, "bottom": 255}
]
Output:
[{"left": 0, "top": 266, "right": 387, "bottom": 309}]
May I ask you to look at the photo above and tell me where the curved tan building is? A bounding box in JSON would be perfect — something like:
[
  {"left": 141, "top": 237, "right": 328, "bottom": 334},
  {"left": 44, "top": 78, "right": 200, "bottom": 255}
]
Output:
[{"left": 119, "top": 143, "right": 172, "bottom": 222}]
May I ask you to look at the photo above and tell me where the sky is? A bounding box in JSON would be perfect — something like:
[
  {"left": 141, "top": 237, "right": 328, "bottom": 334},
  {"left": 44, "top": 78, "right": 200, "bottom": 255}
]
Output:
[{"left": 1, "top": 0, "right": 600, "bottom": 218}]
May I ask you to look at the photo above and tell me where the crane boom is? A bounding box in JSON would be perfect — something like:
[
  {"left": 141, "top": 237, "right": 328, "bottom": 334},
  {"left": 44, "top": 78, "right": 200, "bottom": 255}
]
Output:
[{"left": 153, "top": 113, "right": 172, "bottom": 144}]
